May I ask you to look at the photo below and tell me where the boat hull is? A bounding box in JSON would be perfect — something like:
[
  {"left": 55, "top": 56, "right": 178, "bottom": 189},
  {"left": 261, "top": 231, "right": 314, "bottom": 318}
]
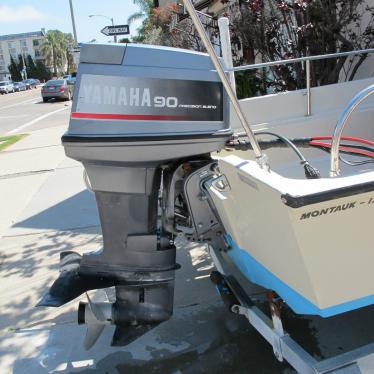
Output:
[{"left": 206, "top": 155, "right": 374, "bottom": 317}]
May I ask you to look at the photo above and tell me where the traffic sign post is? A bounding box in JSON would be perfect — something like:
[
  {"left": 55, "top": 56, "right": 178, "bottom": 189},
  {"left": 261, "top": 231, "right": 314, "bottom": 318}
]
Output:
[{"left": 101, "top": 25, "right": 130, "bottom": 37}]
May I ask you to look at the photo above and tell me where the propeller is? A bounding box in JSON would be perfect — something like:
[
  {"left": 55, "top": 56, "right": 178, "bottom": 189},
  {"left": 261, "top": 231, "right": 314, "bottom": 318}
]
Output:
[
  {"left": 79, "top": 289, "right": 111, "bottom": 350},
  {"left": 80, "top": 288, "right": 163, "bottom": 349}
]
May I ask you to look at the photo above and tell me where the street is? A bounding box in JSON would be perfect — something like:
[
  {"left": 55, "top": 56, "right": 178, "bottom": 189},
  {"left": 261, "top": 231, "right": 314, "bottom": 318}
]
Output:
[
  {"left": 0, "top": 92, "right": 373, "bottom": 373},
  {"left": 0, "top": 88, "right": 69, "bottom": 135}
]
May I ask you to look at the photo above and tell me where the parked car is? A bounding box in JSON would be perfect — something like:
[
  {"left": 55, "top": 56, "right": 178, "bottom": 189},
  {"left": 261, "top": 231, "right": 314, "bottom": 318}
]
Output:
[
  {"left": 0, "top": 81, "right": 14, "bottom": 94},
  {"left": 62, "top": 74, "right": 76, "bottom": 86},
  {"left": 22, "top": 79, "right": 38, "bottom": 90},
  {"left": 41, "top": 79, "right": 74, "bottom": 102},
  {"left": 13, "top": 81, "right": 27, "bottom": 92}
]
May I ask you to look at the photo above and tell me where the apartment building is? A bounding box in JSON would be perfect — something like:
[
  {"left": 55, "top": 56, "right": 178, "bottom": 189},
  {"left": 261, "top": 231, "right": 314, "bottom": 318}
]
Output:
[{"left": 0, "top": 29, "right": 45, "bottom": 80}]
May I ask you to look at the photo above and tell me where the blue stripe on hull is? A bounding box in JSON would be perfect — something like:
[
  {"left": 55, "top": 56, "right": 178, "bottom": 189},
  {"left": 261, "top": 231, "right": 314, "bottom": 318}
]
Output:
[{"left": 225, "top": 236, "right": 374, "bottom": 317}]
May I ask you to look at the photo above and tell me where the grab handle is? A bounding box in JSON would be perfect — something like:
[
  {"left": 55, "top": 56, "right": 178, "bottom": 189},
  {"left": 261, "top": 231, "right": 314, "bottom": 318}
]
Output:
[{"left": 330, "top": 84, "right": 374, "bottom": 177}]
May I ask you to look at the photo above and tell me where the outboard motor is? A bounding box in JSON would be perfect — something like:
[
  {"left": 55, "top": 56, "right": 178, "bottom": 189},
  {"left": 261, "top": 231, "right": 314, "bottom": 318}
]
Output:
[{"left": 38, "top": 43, "right": 231, "bottom": 347}]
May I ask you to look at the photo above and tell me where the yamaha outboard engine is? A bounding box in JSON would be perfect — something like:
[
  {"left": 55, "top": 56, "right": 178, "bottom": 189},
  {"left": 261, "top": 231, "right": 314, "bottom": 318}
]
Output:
[{"left": 38, "top": 43, "right": 231, "bottom": 347}]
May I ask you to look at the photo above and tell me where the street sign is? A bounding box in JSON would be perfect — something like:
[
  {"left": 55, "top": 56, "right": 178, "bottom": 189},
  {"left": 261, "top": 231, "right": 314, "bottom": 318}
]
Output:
[{"left": 101, "top": 25, "right": 129, "bottom": 36}]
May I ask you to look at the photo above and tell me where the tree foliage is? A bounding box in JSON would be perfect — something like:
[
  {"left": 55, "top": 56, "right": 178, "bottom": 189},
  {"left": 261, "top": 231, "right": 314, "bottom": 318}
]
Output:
[
  {"left": 26, "top": 55, "right": 38, "bottom": 78},
  {"left": 119, "top": 37, "right": 131, "bottom": 43},
  {"left": 35, "top": 59, "right": 51, "bottom": 81},
  {"left": 230, "top": 0, "right": 374, "bottom": 91},
  {"left": 8, "top": 54, "right": 51, "bottom": 82},
  {"left": 132, "top": 0, "right": 374, "bottom": 97},
  {"left": 131, "top": 3, "right": 208, "bottom": 50},
  {"left": 8, "top": 57, "right": 22, "bottom": 81},
  {"left": 64, "top": 33, "right": 77, "bottom": 74},
  {"left": 40, "top": 30, "right": 76, "bottom": 76},
  {"left": 128, "top": 0, "right": 154, "bottom": 26}
]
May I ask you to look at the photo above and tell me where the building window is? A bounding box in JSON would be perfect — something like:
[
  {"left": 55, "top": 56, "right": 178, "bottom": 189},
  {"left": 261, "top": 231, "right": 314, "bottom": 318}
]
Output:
[
  {"left": 0, "top": 55, "right": 4, "bottom": 62},
  {"left": 9, "top": 48, "right": 17, "bottom": 56},
  {"left": 20, "top": 39, "right": 27, "bottom": 47},
  {"left": 10, "top": 53, "right": 17, "bottom": 61},
  {"left": 7, "top": 42, "right": 14, "bottom": 49},
  {"left": 35, "top": 50, "right": 41, "bottom": 57},
  {"left": 33, "top": 39, "right": 39, "bottom": 47}
]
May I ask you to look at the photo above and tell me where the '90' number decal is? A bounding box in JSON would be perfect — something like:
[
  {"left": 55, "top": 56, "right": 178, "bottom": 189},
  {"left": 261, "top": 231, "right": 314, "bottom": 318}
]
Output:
[{"left": 154, "top": 96, "right": 178, "bottom": 108}]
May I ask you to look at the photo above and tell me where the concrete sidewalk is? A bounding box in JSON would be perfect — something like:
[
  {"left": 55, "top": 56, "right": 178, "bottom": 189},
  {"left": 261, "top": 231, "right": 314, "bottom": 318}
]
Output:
[
  {"left": 0, "top": 128, "right": 96, "bottom": 334},
  {"left": 0, "top": 126, "right": 67, "bottom": 237},
  {"left": 0, "top": 128, "right": 372, "bottom": 374}
]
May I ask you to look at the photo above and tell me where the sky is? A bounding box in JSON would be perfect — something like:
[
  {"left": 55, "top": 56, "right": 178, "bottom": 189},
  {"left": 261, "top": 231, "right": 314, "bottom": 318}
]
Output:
[{"left": 0, "top": 0, "right": 143, "bottom": 43}]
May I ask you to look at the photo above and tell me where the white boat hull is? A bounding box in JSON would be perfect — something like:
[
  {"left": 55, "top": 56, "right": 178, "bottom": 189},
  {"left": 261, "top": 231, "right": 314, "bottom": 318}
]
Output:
[{"left": 207, "top": 155, "right": 374, "bottom": 317}]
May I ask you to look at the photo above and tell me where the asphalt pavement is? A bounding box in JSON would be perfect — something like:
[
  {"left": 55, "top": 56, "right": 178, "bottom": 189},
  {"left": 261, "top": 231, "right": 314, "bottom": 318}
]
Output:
[
  {"left": 0, "top": 87, "right": 69, "bottom": 135},
  {"left": 0, "top": 91, "right": 373, "bottom": 373}
]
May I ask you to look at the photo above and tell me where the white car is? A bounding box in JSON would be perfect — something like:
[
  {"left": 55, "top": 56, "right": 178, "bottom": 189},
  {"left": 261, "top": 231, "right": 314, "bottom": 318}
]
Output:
[{"left": 0, "top": 81, "right": 14, "bottom": 94}]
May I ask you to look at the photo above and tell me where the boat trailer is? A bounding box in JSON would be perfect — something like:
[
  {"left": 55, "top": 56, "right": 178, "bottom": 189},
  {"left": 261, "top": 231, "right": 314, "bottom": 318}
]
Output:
[{"left": 210, "top": 247, "right": 374, "bottom": 374}]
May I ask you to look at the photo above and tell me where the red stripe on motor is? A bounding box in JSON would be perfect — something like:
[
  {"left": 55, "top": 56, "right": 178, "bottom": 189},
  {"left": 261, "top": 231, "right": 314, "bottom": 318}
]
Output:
[{"left": 71, "top": 112, "right": 190, "bottom": 121}]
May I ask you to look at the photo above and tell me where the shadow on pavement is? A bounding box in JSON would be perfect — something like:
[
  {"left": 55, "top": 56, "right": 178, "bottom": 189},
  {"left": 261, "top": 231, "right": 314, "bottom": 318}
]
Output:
[
  {"left": 13, "top": 190, "right": 99, "bottom": 232},
  {"left": 0, "top": 228, "right": 102, "bottom": 331}
]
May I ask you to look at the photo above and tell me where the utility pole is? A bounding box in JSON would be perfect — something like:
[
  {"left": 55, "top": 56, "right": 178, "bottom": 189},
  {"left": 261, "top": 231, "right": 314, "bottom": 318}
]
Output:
[
  {"left": 21, "top": 54, "right": 27, "bottom": 80},
  {"left": 69, "top": 0, "right": 78, "bottom": 45}
]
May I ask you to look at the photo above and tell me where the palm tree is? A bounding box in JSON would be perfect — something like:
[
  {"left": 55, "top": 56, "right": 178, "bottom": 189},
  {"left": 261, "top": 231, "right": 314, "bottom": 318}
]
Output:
[
  {"left": 127, "top": 0, "right": 153, "bottom": 25},
  {"left": 64, "top": 33, "right": 76, "bottom": 74},
  {"left": 40, "top": 30, "right": 67, "bottom": 76}
]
